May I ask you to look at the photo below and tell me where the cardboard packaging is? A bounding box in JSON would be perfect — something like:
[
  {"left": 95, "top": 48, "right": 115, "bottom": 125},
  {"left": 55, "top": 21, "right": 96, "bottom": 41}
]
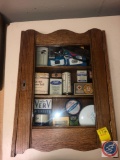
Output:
[{"left": 35, "top": 73, "right": 49, "bottom": 94}]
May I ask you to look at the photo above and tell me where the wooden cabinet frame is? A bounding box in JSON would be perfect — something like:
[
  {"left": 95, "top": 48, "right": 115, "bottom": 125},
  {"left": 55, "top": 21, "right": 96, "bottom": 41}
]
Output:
[{"left": 11, "top": 29, "right": 117, "bottom": 157}]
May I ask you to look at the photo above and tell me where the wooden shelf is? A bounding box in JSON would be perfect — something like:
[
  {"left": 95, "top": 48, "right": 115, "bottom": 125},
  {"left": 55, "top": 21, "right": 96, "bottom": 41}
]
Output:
[
  {"left": 35, "top": 65, "right": 92, "bottom": 72},
  {"left": 32, "top": 126, "right": 96, "bottom": 129},
  {"left": 34, "top": 94, "right": 94, "bottom": 99}
]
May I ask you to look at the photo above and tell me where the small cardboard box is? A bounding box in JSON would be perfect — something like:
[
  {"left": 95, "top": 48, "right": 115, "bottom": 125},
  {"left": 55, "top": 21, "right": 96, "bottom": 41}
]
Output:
[
  {"left": 53, "top": 117, "right": 69, "bottom": 126},
  {"left": 74, "top": 83, "right": 93, "bottom": 95},
  {"left": 35, "top": 73, "right": 49, "bottom": 94},
  {"left": 50, "top": 78, "right": 62, "bottom": 95},
  {"left": 77, "top": 70, "right": 87, "bottom": 82}
]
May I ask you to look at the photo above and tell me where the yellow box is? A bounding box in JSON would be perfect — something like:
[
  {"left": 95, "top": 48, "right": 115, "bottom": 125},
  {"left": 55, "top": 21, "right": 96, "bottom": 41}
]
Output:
[{"left": 53, "top": 117, "right": 69, "bottom": 126}]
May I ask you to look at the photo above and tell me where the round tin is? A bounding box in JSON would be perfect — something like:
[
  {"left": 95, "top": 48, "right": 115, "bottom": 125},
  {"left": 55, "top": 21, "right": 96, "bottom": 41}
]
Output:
[
  {"left": 83, "top": 84, "right": 93, "bottom": 94},
  {"left": 65, "top": 99, "right": 81, "bottom": 115},
  {"left": 34, "top": 114, "right": 49, "bottom": 126}
]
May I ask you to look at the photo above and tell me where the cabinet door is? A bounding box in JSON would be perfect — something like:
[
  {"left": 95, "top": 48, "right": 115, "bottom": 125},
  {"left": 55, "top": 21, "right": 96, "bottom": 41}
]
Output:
[
  {"left": 11, "top": 29, "right": 117, "bottom": 156},
  {"left": 11, "top": 30, "right": 35, "bottom": 156},
  {"left": 90, "top": 29, "right": 117, "bottom": 145}
]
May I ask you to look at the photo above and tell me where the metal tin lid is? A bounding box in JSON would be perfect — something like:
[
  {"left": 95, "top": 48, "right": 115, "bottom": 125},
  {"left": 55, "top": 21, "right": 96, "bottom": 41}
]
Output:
[
  {"left": 65, "top": 99, "right": 81, "bottom": 115},
  {"left": 35, "top": 73, "right": 49, "bottom": 78},
  {"left": 35, "top": 114, "right": 49, "bottom": 123}
]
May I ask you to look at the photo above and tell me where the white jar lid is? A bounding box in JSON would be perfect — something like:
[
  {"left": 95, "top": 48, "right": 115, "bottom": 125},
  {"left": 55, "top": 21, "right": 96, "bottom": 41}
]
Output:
[{"left": 79, "top": 105, "right": 96, "bottom": 126}]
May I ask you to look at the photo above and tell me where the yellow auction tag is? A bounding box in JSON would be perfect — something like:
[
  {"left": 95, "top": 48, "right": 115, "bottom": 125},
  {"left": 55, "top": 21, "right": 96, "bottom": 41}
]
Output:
[{"left": 97, "top": 127, "right": 111, "bottom": 142}]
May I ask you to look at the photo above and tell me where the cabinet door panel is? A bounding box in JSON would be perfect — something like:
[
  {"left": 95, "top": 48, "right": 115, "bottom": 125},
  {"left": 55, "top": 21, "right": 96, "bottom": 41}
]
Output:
[
  {"left": 90, "top": 29, "right": 111, "bottom": 138},
  {"left": 11, "top": 30, "right": 35, "bottom": 156},
  {"left": 102, "top": 32, "right": 117, "bottom": 141}
]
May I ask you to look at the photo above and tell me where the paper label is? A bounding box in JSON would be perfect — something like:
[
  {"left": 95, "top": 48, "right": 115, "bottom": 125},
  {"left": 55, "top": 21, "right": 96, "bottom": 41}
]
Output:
[{"left": 97, "top": 127, "right": 111, "bottom": 142}]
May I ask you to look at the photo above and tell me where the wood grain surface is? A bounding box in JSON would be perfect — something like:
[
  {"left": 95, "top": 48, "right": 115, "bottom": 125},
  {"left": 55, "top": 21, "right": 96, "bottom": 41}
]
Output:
[
  {"left": 32, "top": 127, "right": 97, "bottom": 151},
  {"left": 36, "top": 29, "right": 91, "bottom": 46},
  {"left": 11, "top": 29, "right": 117, "bottom": 156},
  {"left": 102, "top": 31, "right": 117, "bottom": 140},
  {"left": 90, "top": 29, "right": 112, "bottom": 146},
  {"left": 11, "top": 30, "right": 35, "bottom": 156}
]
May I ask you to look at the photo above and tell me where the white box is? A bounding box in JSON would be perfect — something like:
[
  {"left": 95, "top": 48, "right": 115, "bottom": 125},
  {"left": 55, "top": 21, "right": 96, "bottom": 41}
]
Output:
[
  {"left": 77, "top": 70, "right": 87, "bottom": 82},
  {"left": 50, "top": 78, "right": 62, "bottom": 95},
  {"left": 35, "top": 73, "right": 49, "bottom": 94}
]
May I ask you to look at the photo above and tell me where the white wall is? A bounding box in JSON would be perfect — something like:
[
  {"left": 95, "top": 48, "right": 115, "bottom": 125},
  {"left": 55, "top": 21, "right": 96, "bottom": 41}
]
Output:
[{"left": 3, "top": 16, "right": 120, "bottom": 160}]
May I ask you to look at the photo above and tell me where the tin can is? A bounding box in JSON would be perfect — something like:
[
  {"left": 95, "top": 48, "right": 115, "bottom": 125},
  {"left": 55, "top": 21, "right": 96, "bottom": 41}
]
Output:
[
  {"left": 65, "top": 99, "right": 81, "bottom": 115},
  {"left": 69, "top": 115, "right": 79, "bottom": 126},
  {"left": 62, "top": 72, "right": 71, "bottom": 94},
  {"left": 36, "top": 47, "right": 48, "bottom": 66},
  {"left": 34, "top": 114, "right": 49, "bottom": 126}
]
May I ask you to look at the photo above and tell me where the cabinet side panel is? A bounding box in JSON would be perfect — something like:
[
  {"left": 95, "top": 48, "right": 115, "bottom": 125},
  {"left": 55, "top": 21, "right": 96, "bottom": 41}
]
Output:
[
  {"left": 12, "top": 30, "right": 35, "bottom": 156},
  {"left": 102, "top": 32, "right": 117, "bottom": 141},
  {"left": 91, "top": 29, "right": 111, "bottom": 138},
  {"left": 11, "top": 32, "right": 24, "bottom": 157},
  {"left": 32, "top": 128, "right": 97, "bottom": 151}
]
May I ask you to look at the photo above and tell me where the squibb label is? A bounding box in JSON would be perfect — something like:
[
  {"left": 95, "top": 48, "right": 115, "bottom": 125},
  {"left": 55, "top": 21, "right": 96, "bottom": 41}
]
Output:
[
  {"left": 50, "top": 78, "right": 62, "bottom": 95},
  {"left": 50, "top": 80, "right": 62, "bottom": 85}
]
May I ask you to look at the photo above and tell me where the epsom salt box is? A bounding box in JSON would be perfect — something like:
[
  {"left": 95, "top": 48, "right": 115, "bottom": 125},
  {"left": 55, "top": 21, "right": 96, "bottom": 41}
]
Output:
[{"left": 35, "top": 73, "right": 49, "bottom": 94}]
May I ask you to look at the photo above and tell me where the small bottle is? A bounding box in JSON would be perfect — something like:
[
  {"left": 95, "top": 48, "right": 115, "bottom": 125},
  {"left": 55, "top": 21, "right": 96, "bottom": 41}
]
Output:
[
  {"left": 62, "top": 72, "right": 72, "bottom": 95},
  {"left": 88, "top": 70, "right": 92, "bottom": 83}
]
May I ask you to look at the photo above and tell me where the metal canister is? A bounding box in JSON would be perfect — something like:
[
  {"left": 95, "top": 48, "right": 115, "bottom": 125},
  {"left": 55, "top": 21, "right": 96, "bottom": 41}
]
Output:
[
  {"left": 34, "top": 114, "right": 49, "bottom": 126},
  {"left": 62, "top": 72, "right": 71, "bottom": 94}
]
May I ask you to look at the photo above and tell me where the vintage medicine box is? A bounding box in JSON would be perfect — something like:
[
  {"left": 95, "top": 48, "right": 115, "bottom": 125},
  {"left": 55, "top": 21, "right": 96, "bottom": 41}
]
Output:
[
  {"left": 53, "top": 117, "right": 69, "bottom": 126},
  {"left": 77, "top": 70, "right": 87, "bottom": 82},
  {"left": 74, "top": 83, "right": 93, "bottom": 95},
  {"left": 50, "top": 78, "right": 62, "bottom": 95},
  {"left": 35, "top": 73, "right": 49, "bottom": 94},
  {"left": 51, "top": 73, "right": 62, "bottom": 78},
  {"left": 34, "top": 114, "right": 50, "bottom": 126},
  {"left": 34, "top": 99, "right": 52, "bottom": 110},
  {"left": 34, "top": 99, "right": 52, "bottom": 115},
  {"left": 69, "top": 115, "right": 79, "bottom": 126}
]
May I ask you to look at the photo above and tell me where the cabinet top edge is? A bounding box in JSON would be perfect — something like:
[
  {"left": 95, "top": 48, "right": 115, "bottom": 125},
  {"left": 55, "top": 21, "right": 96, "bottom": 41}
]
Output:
[{"left": 21, "top": 28, "right": 104, "bottom": 35}]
